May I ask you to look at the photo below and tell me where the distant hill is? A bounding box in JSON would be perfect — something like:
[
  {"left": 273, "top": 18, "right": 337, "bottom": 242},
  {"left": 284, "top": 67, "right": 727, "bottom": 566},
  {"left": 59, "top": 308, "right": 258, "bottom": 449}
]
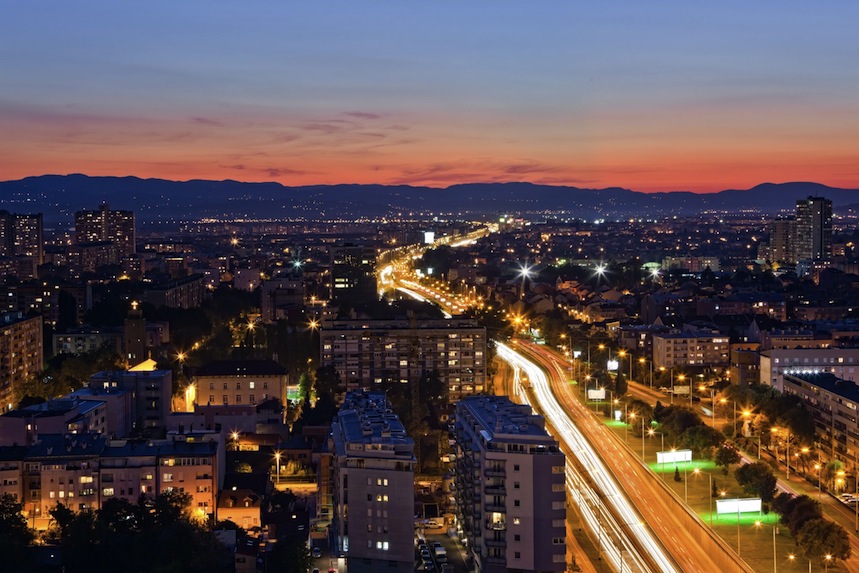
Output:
[{"left": 1, "top": 174, "right": 857, "bottom": 223}]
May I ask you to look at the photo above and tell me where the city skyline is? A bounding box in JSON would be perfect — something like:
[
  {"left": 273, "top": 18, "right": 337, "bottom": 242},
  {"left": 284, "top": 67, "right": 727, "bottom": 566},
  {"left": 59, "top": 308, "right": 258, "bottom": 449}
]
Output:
[{"left": 3, "top": 2, "right": 859, "bottom": 192}]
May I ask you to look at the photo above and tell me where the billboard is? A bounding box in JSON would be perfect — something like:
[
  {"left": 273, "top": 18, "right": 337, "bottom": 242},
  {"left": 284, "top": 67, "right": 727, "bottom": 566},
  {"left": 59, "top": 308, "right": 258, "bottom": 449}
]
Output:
[
  {"left": 606, "top": 359, "right": 619, "bottom": 371},
  {"left": 716, "top": 498, "right": 762, "bottom": 515},
  {"left": 587, "top": 388, "right": 606, "bottom": 401},
  {"left": 656, "top": 449, "right": 693, "bottom": 464},
  {"left": 424, "top": 231, "right": 435, "bottom": 244}
]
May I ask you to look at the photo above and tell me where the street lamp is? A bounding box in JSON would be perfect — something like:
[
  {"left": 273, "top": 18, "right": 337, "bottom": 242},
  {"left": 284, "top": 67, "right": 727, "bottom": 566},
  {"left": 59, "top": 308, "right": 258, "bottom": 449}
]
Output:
[
  {"left": 692, "top": 468, "right": 714, "bottom": 526},
  {"left": 754, "top": 520, "right": 778, "bottom": 573},
  {"left": 699, "top": 385, "right": 715, "bottom": 427},
  {"left": 814, "top": 463, "right": 822, "bottom": 499},
  {"left": 274, "top": 450, "right": 282, "bottom": 485},
  {"left": 631, "top": 413, "right": 646, "bottom": 459},
  {"left": 648, "top": 429, "right": 665, "bottom": 480}
]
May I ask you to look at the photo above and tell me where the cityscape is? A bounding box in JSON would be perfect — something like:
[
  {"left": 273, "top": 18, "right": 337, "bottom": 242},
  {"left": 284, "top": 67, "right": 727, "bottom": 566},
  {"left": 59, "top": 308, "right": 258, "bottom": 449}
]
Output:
[{"left": 2, "top": 3, "right": 859, "bottom": 573}]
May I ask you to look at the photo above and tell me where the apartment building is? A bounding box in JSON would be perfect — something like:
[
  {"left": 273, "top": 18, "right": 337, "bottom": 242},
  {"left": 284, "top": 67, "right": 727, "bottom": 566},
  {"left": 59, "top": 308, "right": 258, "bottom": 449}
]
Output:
[
  {"left": 4, "top": 433, "right": 221, "bottom": 530},
  {"left": 329, "top": 391, "right": 415, "bottom": 573},
  {"left": 75, "top": 204, "right": 136, "bottom": 257},
  {"left": 193, "top": 360, "right": 287, "bottom": 409},
  {"left": 320, "top": 319, "right": 487, "bottom": 402},
  {"left": 0, "top": 312, "right": 43, "bottom": 412},
  {"left": 781, "top": 372, "right": 859, "bottom": 474},
  {"left": 88, "top": 369, "right": 173, "bottom": 436},
  {"left": 453, "top": 396, "right": 566, "bottom": 573},
  {"left": 760, "top": 348, "right": 859, "bottom": 392},
  {"left": 651, "top": 330, "right": 729, "bottom": 369}
]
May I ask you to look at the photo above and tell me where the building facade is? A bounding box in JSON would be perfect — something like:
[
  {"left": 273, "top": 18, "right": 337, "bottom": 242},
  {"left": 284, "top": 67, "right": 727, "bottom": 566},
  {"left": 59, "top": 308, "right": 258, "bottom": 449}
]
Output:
[
  {"left": 651, "top": 330, "right": 729, "bottom": 369},
  {"left": 760, "top": 348, "right": 859, "bottom": 392},
  {"left": 329, "top": 391, "right": 415, "bottom": 573},
  {"left": 75, "top": 204, "right": 136, "bottom": 256},
  {"left": 453, "top": 396, "right": 566, "bottom": 573},
  {"left": 0, "top": 312, "right": 44, "bottom": 411},
  {"left": 320, "top": 319, "right": 487, "bottom": 402},
  {"left": 795, "top": 196, "right": 832, "bottom": 263},
  {"left": 193, "top": 360, "right": 287, "bottom": 409}
]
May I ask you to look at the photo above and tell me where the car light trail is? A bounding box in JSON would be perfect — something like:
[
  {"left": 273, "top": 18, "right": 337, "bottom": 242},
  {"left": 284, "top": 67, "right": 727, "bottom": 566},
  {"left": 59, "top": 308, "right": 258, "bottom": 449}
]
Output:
[{"left": 498, "top": 341, "right": 680, "bottom": 573}]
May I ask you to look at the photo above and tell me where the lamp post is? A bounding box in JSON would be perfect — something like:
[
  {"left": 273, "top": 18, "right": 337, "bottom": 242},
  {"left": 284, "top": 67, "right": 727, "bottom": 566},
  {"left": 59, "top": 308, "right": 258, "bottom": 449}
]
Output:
[
  {"left": 631, "top": 413, "right": 645, "bottom": 459},
  {"left": 693, "top": 468, "right": 714, "bottom": 526},
  {"left": 274, "top": 451, "right": 281, "bottom": 485},
  {"left": 649, "top": 429, "right": 665, "bottom": 480},
  {"left": 754, "top": 520, "right": 778, "bottom": 573},
  {"left": 814, "top": 463, "right": 822, "bottom": 499},
  {"left": 699, "top": 385, "right": 715, "bottom": 427}
]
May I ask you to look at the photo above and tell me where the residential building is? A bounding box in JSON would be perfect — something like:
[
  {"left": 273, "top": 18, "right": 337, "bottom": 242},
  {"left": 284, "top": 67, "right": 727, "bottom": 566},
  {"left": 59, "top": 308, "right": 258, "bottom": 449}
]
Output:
[
  {"left": 781, "top": 372, "right": 859, "bottom": 475},
  {"left": 453, "top": 395, "right": 566, "bottom": 573},
  {"left": 75, "top": 204, "right": 136, "bottom": 256},
  {"left": 768, "top": 217, "right": 796, "bottom": 264},
  {"left": 0, "top": 210, "right": 43, "bottom": 274},
  {"left": 193, "top": 360, "right": 287, "bottom": 409},
  {"left": 88, "top": 369, "right": 173, "bottom": 436},
  {"left": 651, "top": 330, "right": 729, "bottom": 369},
  {"left": 144, "top": 274, "right": 207, "bottom": 309},
  {"left": 330, "top": 242, "right": 377, "bottom": 304},
  {"left": 329, "top": 391, "right": 415, "bottom": 573},
  {"left": 760, "top": 348, "right": 859, "bottom": 392},
  {"left": 320, "top": 318, "right": 487, "bottom": 402},
  {"left": 0, "top": 312, "right": 43, "bottom": 411},
  {"left": 795, "top": 196, "right": 832, "bottom": 263}
]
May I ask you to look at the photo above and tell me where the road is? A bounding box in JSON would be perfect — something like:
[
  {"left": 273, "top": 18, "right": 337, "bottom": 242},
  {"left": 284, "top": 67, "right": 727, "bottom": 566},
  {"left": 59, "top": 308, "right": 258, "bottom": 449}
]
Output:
[{"left": 500, "top": 340, "right": 754, "bottom": 573}]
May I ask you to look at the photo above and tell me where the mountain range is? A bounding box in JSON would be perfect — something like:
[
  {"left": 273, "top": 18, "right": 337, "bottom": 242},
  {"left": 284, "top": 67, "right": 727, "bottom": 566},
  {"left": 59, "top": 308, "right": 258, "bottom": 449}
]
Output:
[{"left": 1, "top": 174, "right": 858, "bottom": 223}]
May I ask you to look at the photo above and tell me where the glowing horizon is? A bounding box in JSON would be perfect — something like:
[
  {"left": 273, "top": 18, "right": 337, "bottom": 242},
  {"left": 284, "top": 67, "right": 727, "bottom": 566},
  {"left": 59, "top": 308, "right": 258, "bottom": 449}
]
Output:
[{"left": 2, "top": 2, "right": 858, "bottom": 194}]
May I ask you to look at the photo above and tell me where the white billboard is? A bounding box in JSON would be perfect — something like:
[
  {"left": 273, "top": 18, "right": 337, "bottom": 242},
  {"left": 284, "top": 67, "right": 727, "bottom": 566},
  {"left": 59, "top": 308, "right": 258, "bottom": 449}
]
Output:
[
  {"left": 606, "top": 359, "right": 619, "bottom": 372},
  {"left": 716, "top": 498, "right": 762, "bottom": 515},
  {"left": 587, "top": 388, "right": 606, "bottom": 401},
  {"left": 424, "top": 231, "right": 435, "bottom": 244},
  {"left": 673, "top": 385, "right": 690, "bottom": 395},
  {"left": 656, "top": 449, "right": 693, "bottom": 464}
]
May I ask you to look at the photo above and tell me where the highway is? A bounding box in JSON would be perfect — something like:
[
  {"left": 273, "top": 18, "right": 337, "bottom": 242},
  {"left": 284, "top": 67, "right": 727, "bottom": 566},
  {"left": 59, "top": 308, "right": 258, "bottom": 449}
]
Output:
[{"left": 499, "top": 340, "right": 755, "bottom": 573}]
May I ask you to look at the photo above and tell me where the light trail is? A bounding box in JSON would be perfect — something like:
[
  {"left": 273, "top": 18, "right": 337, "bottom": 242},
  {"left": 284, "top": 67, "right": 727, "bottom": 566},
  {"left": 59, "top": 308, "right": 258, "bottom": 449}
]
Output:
[
  {"left": 498, "top": 341, "right": 680, "bottom": 573},
  {"left": 395, "top": 286, "right": 453, "bottom": 318}
]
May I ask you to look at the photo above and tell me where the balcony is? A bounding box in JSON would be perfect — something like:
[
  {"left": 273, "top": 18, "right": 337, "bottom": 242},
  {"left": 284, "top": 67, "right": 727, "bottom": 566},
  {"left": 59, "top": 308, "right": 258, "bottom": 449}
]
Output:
[
  {"left": 486, "top": 520, "right": 506, "bottom": 531},
  {"left": 484, "top": 484, "right": 505, "bottom": 495},
  {"left": 484, "top": 468, "right": 505, "bottom": 478},
  {"left": 485, "top": 503, "right": 505, "bottom": 513},
  {"left": 484, "top": 536, "right": 506, "bottom": 548}
]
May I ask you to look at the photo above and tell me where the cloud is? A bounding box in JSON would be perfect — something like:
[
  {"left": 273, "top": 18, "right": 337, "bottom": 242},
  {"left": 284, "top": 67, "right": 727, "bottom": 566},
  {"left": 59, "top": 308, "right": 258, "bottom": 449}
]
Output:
[
  {"left": 191, "top": 116, "right": 224, "bottom": 127},
  {"left": 342, "top": 111, "right": 381, "bottom": 120}
]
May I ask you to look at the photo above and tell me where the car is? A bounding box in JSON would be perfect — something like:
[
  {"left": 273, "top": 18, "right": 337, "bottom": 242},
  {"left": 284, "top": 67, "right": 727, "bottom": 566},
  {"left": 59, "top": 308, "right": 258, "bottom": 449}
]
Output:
[
  {"left": 423, "top": 561, "right": 434, "bottom": 571},
  {"left": 425, "top": 520, "right": 440, "bottom": 528},
  {"left": 311, "top": 569, "right": 319, "bottom": 573},
  {"left": 311, "top": 546, "right": 322, "bottom": 558},
  {"left": 432, "top": 541, "right": 443, "bottom": 550},
  {"left": 659, "top": 386, "right": 670, "bottom": 393},
  {"left": 420, "top": 549, "right": 431, "bottom": 560}
]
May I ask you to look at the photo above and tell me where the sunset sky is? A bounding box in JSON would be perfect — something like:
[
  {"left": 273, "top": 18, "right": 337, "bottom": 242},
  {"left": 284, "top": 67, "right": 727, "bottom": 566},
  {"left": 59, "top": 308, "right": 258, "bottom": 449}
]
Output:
[{"left": 2, "top": 2, "right": 858, "bottom": 192}]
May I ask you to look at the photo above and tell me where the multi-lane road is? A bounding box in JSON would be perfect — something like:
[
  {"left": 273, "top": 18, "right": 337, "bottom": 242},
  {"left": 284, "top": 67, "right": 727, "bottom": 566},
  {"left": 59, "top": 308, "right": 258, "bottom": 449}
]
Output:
[{"left": 499, "top": 340, "right": 754, "bottom": 573}]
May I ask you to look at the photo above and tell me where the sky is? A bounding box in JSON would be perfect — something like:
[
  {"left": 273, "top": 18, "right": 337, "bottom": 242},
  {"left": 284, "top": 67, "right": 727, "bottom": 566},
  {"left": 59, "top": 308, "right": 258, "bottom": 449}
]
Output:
[{"left": 2, "top": 1, "right": 858, "bottom": 192}]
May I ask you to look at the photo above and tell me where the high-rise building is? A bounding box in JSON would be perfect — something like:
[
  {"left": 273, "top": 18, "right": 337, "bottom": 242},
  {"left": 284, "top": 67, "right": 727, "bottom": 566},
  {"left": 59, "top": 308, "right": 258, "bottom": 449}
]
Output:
[
  {"left": 0, "top": 211, "right": 44, "bottom": 275},
  {"left": 453, "top": 396, "right": 566, "bottom": 573},
  {"left": 768, "top": 216, "right": 796, "bottom": 264},
  {"left": 0, "top": 312, "right": 43, "bottom": 411},
  {"left": 795, "top": 196, "right": 832, "bottom": 262},
  {"left": 329, "top": 391, "right": 415, "bottom": 573},
  {"left": 75, "top": 204, "right": 136, "bottom": 256},
  {"left": 330, "top": 242, "right": 377, "bottom": 304}
]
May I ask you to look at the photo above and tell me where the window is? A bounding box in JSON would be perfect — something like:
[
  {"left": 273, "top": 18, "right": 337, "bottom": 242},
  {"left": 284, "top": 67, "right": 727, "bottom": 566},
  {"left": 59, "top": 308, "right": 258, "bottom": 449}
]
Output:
[
  {"left": 552, "top": 484, "right": 565, "bottom": 492},
  {"left": 514, "top": 499, "right": 520, "bottom": 507},
  {"left": 514, "top": 482, "right": 520, "bottom": 489},
  {"left": 514, "top": 534, "right": 520, "bottom": 541},
  {"left": 513, "top": 517, "right": 520, "bottom": 525},
  {"left": 249, "top": 381, "right": 255, "bottom": 389},
  {"left": 223, "top": 382, "right": 228, "bottom": 390},
  {"left": 553, "top": 537, "right": 564, "bottom": 545},
  {"left": 236, "top": 395, "right": 242, "bottom": 403},
  {"left": 236, "top": 382, "right": 241, "bottom": 390},
  {"left": 209, "top": 383, "right": 214, "bottom": 390},
  {"left": 514, "top": 552, "right": 521, "bottom": 559},
  {"left": 513, "top": 464, "right": 520, "bottom": 471},
  {"left": 222, "top": 395, "right": 228, "bottom": 404},
  {"left": 163, "top": 473, "right": 173, "bottom": 482},
  {"left": 103, "top": 488, "right": 114, "bottom": 497},
  {"left": 552, "top": 465, "right": 564, "bottom": 474}
]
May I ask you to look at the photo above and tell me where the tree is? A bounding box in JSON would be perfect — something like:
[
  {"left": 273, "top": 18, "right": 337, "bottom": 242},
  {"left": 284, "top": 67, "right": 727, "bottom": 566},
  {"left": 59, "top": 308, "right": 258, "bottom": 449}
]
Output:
[
  {"left": 796, "top": 518, "right": 851, "bottom": 564},
  {"left": 267, "top": 537, "right": 312, "bottom": 573},
  {"left": 674, "top": 467, "right": 682, "bottom": 482},
  {"left": 614, "top": 371, "right": 628, "bottom": 398},
  {"left": 0, "top": 493, "right": 33, "bottom": 570},
  {"left": 682, "top": 426, "right": 723, "bottom": 459},
  {"left": 735, "top": 461, "right": 777, "bottom": 502},
  {"left": 776, "top": 494, "right": 823, "bottom": 536},
  {"left": 314, "top": 365, "right": 342, "bottom": 402},
  {"left": 714, "top": 445, "right": 741, "bottom": 475}
]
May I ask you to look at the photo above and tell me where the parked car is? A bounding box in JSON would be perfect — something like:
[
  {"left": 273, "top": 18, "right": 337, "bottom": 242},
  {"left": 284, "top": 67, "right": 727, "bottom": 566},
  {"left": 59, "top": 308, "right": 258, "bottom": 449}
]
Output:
[{"left": 312, "top": 546, "right": 322, "bottom": 558}]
